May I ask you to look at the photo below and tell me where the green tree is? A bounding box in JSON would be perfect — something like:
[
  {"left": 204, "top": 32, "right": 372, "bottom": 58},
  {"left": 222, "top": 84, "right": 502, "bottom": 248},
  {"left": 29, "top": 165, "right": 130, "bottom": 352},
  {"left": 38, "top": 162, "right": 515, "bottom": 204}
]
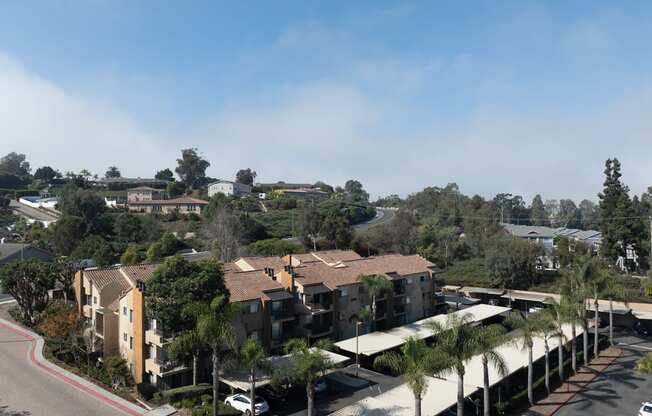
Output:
[
  {"left": 239, "top": 338, "right": 270, "bottom": 416},
  {"left": 300, "top": 204, "right": 323, "bottom": 250},
  {"left": 105, "top": 166, "right": 121, "bottom": 178},
  {"left": 357, "top": 274, "right": 392, "bottom": 332},
  {"left": 636, "top": 352, "right": 652, "bottom": 374},
  {"left": 0, "top": 152, "right": 30, "bottom": 177},
  {"left": 168, "top": 329, "right": 206, "bottom": 386},
  {"left": 343, "top": 180, "right": 369, "bottom": 203},
  {"left": 320, "top": 212, "right": 352, "bottom": 249},
  {"left": 146, "top": 242, "right": 163, "bottom": 262},
  {"left": 537, "top": 309, "right": 564, "bottom": 393},
  {"left": 58, "top": 185, "right": 107, "bottom": 234},
  {"left": 273, "top": 339, "right": 336, "bottom": 416},
  {"left": 175, "top": 148, "right": 210, "bottom": 189},
  {"left": 507, "top": 312, "right": 541, "bottom": 406},
  {"left": 52, "top": 216, "right": 86, "bottom": 255},
  {"left": 113, "top": 213, "right": 143, "bottom": 242},
  {"left": 235, "top": 168, "right": 257, "bottom": 186},
  {"left": 155, "top": 168, "right": 175, "bottom": 181},
  {"left": 475, "top": 325, "right": 510, "bottom": 416},
  {"left": 547, "top": 298, "right": 569, "bottom": 381},
  {"left": 530, "top": 194, "right": 546, "bottom": 226},
  {"left": 145, "top": 257, "right": 226, "bottom": 333},
  {"left": 196, "top": 294, "right": 238, "bottom": 416},
  {"left": 167, "top": 181, "right": 186, "bottom": 198},
  {"left": 34, "top": 166, "right": 60, "bottom": 183},
  {"left": 0, "top": 259, "right": 55, "bottom": 323},
  {"left": 428, "top": 313, "right": 482, "bottom": 416},
  {"left": 247, "top": 238, "right": 303, "bottom": 256},
  {"left": 374, "top": 337, "right": 448, "bottom": 416},
  {"left": 159, "top": 232, "right": 180, "bottom": 256},
  {"left": 104, "top": 356, "right": 132, "bottom": 387},
  {"left": 120, "top": 245, "right": 140, "bottom": 265},
  {"left": 599, "top": 158, "right": 645, "bottom": 271},
  {"left": 485, "top": 235, "right": 543, "bottom": 289},
  {"left": 72, "top": 235, "right": 115, "bottom": 267}
]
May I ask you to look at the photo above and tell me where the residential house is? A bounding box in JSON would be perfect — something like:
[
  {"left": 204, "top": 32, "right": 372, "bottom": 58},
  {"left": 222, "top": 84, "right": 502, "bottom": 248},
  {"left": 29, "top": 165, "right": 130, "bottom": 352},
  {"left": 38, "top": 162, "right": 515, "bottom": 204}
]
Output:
[
  {"left": 128, "top": 196, "right": 208, "bottom": 214},
  {"left": 0, "top": 243, "right": 54, "bottom": 265},
  {"left": 126, "top": 186, "right": 166, "bottom": 203},
  {"left": 95, "top": 177, "right": 170, "bottom": 189},
  {"left": 207, "top": 180, "right": 252, "bottom": 198}
]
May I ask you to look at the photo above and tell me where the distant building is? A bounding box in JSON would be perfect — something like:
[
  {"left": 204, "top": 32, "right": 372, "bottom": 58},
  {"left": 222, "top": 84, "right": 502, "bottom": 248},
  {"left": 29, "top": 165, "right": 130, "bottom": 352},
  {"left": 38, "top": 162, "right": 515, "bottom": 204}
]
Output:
[
  {"left": 207, "top": 180, "right": 251, "bottom": 198},
  {"left": 255, "top": 182, "right": 316, "bottom": 191},
  {"left": 126, "top": 186, "right": 166, "bottom": 203},
  {"left": 501, "top": 224, "right": 557, "bottom": 251},
  {"left": 95, "top": 177, "right": 170, "bottom": 188},
  {"left": 128, "top": 196, "right": 208, "bottom": 214}
]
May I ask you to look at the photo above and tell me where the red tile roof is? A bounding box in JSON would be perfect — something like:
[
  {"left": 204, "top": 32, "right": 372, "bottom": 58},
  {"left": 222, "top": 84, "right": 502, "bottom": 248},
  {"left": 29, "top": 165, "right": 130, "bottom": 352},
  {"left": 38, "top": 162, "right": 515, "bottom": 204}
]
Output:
[
  {"left": 223, "top": 269, "right": 287, "bottom": 302},
  {"left": 84, "top": 267, "right": 133, "bottom": 292}
]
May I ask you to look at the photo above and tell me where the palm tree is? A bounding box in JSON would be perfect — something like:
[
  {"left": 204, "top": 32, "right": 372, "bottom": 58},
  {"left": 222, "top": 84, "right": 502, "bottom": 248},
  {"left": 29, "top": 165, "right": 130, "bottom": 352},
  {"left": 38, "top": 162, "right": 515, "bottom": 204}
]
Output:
[
  {"left": 428, "top": 312, "right": 480, "bottom": 416},
  {"left": 197, "top": 294, "right": 238, "bottom": 416},
  {"left": 548, "top": 298, "right": 569, "bottom": 381},
  {"left": 357, "top": 274, "right": 392, "bottom": 331},
  {"left": 560, "top": 268, "right": 582, "bottom": 373},
  {"left": 584, "top": 259, "right": 609, "bottom": 358},
  {"left": 274, "top": 339, "right": 336, "bottom": 416},
  {"left": 168, "top": 329, "right": 205, "bottom": 386},
  {"left": 239, "top": 338, "right": 271, "bottom": 416},
  {"left": 507, "top": 311, "right": 541, "bottom": 406},
  {"left": 537, "top": 309, "right": 564, "bottom": 393},
  {"left": 374, "top": 337, "right": 448, "bottom": 416},
  {"left": 602, "top": 272, "right": 629, "bottom": 346},
  {"left": 474, "top": 324, "right": 510, "bottom": 416}
]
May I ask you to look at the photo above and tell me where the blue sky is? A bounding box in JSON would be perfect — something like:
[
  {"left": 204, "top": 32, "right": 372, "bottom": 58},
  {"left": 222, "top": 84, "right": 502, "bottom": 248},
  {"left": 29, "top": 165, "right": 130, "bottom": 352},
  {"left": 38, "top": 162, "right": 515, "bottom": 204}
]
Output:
[{"left": 1, "top": 1, "right": 652, "bottom": 201}]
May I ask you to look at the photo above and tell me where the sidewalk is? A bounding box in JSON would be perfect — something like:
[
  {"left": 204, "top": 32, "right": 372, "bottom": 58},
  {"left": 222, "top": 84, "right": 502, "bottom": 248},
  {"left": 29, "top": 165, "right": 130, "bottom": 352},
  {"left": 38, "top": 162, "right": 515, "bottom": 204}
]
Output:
[
  {"left": 0, "top": 316, "right": 146, "bottom": 415},
  {"left": 525, "top": 346, "right": 623, "bottom": 416}
]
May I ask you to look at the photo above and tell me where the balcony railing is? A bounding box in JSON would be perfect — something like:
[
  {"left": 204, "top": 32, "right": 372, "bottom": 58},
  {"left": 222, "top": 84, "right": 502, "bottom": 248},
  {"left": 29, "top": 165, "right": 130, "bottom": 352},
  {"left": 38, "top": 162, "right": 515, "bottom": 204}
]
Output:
[
  {"left": 302, "top": 323, "right": 333, "bottom": 337},
  {"left": 145, "top": 357, "right": 186, "bottom": 375},
  {"left": 145, "top": 328, "right": 171, "bottom": 346},
  {"left": 304, "top": 301, "right": 333, "bottom": 313},
  {"left": 270, "top": 307, "right": 294, "bottom": 321}
]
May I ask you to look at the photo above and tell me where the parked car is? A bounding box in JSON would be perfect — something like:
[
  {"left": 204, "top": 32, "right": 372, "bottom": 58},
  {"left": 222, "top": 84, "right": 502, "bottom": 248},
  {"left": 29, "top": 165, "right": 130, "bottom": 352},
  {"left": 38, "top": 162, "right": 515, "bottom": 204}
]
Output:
[
  {"left": 224, "top": 393, "right": 270, "bottom": 415},
  {"left": 639, "top": 401, "right": 652, "bottom": 416},
  {"left": 635, "top": 321, "right": 651, "bottom": 337}
]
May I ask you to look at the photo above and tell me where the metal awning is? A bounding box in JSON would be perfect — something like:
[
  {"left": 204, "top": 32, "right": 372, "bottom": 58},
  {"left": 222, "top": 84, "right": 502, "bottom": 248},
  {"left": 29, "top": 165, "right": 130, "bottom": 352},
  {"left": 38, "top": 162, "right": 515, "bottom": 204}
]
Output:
[{"left": 462, "top": 286, "right": 505, "bottom": 296}]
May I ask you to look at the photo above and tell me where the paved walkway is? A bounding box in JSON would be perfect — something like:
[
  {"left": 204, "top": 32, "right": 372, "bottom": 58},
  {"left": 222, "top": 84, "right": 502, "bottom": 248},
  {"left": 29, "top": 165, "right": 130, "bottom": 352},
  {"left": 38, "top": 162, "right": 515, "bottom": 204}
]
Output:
[
  {"left": 0, "top": 317, "right": 145, "bottom": 416},
  {"left": 525, "top": 346, "right": 623, "bottom": 416}
]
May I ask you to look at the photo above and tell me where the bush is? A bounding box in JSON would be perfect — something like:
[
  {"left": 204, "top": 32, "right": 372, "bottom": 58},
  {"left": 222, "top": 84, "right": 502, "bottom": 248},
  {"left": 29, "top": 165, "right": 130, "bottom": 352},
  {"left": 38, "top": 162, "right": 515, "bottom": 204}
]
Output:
[
  {"left": 137, "top": 382, "right": 159, "bottom": 400},
  {"left": 248, "top": 238, "right": 304, "bottom": 256},
  {"left": 161, "top": 384, "right": 212, "bottom": 403}
]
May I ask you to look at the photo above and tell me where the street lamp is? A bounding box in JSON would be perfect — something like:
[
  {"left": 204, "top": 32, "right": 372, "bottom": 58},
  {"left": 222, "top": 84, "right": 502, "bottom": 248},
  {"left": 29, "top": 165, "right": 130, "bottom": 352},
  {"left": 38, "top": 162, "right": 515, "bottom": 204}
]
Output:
[{"left": 355, "top": 320, "right": 363, "bottom": 377}]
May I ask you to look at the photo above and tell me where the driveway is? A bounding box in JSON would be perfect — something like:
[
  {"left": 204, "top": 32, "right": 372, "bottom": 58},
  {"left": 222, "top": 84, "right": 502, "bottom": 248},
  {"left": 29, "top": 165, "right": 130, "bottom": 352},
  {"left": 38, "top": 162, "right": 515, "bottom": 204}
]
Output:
[
  {"left": 555, "top": 330, "right": 652, "bottom": 416},
  {"left": 0, "top": 321, "right": 135, "bottom": 416}
]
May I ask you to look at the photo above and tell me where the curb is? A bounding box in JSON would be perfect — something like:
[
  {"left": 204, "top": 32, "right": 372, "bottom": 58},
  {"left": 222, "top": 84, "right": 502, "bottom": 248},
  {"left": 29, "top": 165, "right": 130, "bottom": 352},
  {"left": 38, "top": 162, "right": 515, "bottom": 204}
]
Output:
[{"left": 0, "top": 317, "right": 145, "bottom": 416}]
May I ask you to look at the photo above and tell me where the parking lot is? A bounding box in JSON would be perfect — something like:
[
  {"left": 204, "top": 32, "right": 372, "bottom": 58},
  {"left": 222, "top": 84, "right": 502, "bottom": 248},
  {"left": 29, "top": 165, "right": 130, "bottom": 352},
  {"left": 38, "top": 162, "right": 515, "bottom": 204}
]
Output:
[{"left": 555, "top": 330, "right": 652, "bottom": 416}]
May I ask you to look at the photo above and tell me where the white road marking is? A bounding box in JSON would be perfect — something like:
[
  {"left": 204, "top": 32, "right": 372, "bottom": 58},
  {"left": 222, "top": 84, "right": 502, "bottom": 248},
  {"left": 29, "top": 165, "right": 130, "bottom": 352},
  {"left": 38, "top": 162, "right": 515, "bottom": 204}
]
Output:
[{"left": 618, "top": 342, "right": 652, "bottom": 351}]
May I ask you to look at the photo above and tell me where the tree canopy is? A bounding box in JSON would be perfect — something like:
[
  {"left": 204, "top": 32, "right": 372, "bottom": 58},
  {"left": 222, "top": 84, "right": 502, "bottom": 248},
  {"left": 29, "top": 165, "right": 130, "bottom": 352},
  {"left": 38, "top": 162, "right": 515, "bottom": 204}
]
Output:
[{"left": 175, "top": 148, "right": 210, "bottom": 189}]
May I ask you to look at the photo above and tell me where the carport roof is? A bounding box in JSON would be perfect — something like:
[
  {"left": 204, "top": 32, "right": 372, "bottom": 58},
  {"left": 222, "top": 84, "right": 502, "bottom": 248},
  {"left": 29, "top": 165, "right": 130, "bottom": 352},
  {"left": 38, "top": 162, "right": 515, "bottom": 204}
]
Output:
[{"left": 334, "top": 304, "right": 511, "bottom": 356}]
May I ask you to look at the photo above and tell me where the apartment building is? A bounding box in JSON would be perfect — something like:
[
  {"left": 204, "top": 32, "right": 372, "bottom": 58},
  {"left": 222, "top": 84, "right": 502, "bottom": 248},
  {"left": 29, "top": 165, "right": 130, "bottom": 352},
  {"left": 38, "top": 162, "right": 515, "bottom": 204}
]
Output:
[
  {"left": 128, "top": 196, "right": 208, "bottom": 214},
  {"left": 126, "top": 186, "right": 166, "bottom": 203},
  {"left": 74, "top": 250, "right": 440, "bottom": 389},
  {"left": 279, "top": 251, "right": 440, "bottom": 340}
]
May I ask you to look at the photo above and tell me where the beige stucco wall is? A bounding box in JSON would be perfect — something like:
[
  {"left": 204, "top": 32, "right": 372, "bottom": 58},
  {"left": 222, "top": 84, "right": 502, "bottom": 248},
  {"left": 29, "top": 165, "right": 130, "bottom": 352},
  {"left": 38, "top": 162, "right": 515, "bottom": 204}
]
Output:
[{"left": 118, "top": 291, "right": 136, "bottom": 374}]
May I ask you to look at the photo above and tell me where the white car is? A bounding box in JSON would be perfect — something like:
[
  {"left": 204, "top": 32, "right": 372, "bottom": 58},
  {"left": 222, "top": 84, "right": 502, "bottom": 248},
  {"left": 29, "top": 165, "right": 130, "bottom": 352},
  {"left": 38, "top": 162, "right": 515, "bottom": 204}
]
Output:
[
  {"left": 640, "top": 401, "right": 652, "bottom": 416},
  {"left": 224, "top": 393, "right": 269, "bottom": 415}
]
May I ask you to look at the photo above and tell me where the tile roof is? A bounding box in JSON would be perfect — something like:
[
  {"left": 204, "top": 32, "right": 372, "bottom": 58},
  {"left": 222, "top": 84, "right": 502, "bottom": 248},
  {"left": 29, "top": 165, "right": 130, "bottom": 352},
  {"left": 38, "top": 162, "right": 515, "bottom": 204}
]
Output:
[
  {"left": 119, "top": 264, "right": 158, "bottom": 284},
  {"left": 84, "top": 267, "right": 133, "bottom": 292},
  {"left": 127, "top": 186, "right": 160, "bottom": 191},
  {"left": 223, "top": 269, "right": 287, "bottom": 302},
  {"left": 129, "top": 196, "right": 208, "bottom": 206},
  {"left": 292, "top": 254, "right": 435, "bottom": 290},
  {"left": 235, "top": 256, "right": 288, "bottom": 272},
  {"left": 308, "top": 250, "right": 362, "bottom": 265},
  {"left": 0, "top": 243, "right": 53, "bottom": 261}
]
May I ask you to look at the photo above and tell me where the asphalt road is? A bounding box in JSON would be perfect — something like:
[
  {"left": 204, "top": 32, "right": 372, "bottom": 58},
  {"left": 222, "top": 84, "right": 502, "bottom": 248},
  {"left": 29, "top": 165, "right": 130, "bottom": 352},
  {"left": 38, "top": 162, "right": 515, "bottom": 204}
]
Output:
[
  {"left": 0, "top": 323, "right": 122, "bottom": 416},
  {"left": 353, "top": 208, "right": 396, "bottom": 231},
  {"left": 555, "top": 330, "right": 652, "bottom": 416}
]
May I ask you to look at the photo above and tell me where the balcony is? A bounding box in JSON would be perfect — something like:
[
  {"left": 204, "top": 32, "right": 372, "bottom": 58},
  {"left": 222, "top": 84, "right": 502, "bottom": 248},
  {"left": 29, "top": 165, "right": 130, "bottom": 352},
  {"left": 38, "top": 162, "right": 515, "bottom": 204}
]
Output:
[
  {"left": 270, "top": 305, "right": 294, "bottom": 322},
  {"left": 304, "top": 301, "right": 333, "bottom": 314},
  {"left": 145, "top": 329, "right": 170, "bottom": 347},
  {"left": 145, "top": 357, "right": 187, "bottom": 376},
  {"left": 393, "top": 283, "right": 407, "bottom": 296},
  {"left": 393, "top": 304, "right": 407, "bottom": 315},
  {"left": 301, "top": 323, "right": 333, "bottom": 338},
  {"left": 82, "top": 304, "right": 92, "bottom": 318}
]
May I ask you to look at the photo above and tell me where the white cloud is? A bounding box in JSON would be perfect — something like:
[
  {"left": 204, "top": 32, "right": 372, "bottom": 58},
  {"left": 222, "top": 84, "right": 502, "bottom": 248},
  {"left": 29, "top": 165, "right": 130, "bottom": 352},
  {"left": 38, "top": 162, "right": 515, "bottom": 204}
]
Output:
[{"left": 2, "top": 49, "right": 652, "bottom": 203}]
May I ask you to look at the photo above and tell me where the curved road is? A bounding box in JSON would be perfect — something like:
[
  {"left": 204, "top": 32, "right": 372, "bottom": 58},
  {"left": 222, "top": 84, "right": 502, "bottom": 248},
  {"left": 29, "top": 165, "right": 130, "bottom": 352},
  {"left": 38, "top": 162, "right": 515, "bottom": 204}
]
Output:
[
  {"left": 353, "top": 207, "right": 396, "bottom": 231},
  {"left": 0, "top": 321, "right": 135, "bottom": 416}
]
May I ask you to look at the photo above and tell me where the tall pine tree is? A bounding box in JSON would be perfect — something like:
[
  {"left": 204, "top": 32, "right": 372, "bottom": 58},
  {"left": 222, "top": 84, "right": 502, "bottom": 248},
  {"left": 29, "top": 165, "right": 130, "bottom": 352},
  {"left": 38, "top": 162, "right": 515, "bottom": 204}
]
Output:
[
  {"left": 598, "top": 158, "right": 647, "bottom": 271},
  {"left": 530, "top": 194, "right": 546, "bottom": 226}
]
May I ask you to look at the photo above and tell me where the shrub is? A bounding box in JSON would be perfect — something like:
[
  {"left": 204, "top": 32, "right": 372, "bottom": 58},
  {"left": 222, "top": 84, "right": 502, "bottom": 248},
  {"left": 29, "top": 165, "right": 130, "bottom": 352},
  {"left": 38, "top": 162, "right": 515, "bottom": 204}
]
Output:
[
  {"left": 161, "top": 384, "right": 212, "bottom": 403},
  {"left": 137, "top": 382, "right": 159, "bottom": 400}
]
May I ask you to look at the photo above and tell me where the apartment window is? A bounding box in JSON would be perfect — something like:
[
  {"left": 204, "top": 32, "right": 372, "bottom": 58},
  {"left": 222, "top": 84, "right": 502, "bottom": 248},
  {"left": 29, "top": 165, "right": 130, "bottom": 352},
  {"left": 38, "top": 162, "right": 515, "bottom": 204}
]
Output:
[
  {"left": 420, "top": 275, "right": 426, "bottom": 282},
  {"left": 123, "top": 333, "right": 128, "bottom": 342},
  {"left": 129, "top": 309, "right": 133, "bottom": 323},
  {"left": 340, "top": 288, "right": 348, "bottom": 297},
  {"left": 129, "top": 336, "right": 133, "bottom": 350},
  {"left": 249, "top": 302, "right": 260, "bottom": 314},
  {"left": 93, "top": 296, "right": 97, "bottom": 305},
  {"left": 85, "top": 295, "right": 92, "bottom": 306},
  {"left": 407, "top": 278, "right": 413, "bottom": 284},
  {"left": 123, "top": 306, "right": 127, "bottom": 316},
  {"left": 272, "top": 322, "right": 282, "bottom": 339},
  {"left": 248, "top": 330, "right": 260, "bottom": 341}
]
